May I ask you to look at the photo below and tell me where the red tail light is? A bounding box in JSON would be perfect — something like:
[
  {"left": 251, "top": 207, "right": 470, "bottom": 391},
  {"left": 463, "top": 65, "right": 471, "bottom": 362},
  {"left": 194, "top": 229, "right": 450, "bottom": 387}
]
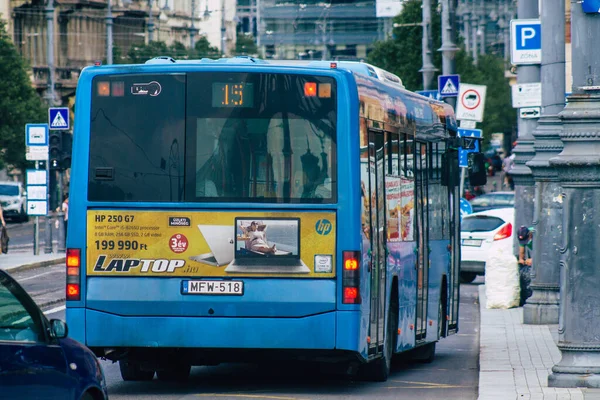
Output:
[
  {"left": 342, "top": 251, "right": 361, "bottom": 304},
  {"left": 494, "top": 223, "right": 512, "bottom": 241},
  {"left": 66, "top": 248, "right": 81, "bottom": 301}
]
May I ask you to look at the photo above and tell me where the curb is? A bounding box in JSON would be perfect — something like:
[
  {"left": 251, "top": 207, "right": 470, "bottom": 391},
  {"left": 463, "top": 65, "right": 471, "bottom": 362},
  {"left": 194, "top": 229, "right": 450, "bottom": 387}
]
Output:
[
  {"left": 38, "top": 298, "right": 66, "bottom": 311},
  {"left": 4, "top": 257, "right": 66, "bottom": 274}
]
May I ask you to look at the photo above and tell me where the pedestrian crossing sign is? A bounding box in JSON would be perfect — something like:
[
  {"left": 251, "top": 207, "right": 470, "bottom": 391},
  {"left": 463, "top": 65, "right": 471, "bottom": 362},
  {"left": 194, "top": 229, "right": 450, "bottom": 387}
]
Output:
[
  {"left": 438, "top": 74, "right": 460, "bottom": 98},
  {"left": 48, "top": 107, "right": 70, "bottom": 130}
]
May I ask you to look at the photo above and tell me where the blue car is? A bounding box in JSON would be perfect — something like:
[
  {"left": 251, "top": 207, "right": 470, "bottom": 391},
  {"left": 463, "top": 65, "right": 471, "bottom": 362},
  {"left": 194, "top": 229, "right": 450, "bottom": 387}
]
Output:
[{"left": 0, "top": 269, "right": 108, "bottom": 399}]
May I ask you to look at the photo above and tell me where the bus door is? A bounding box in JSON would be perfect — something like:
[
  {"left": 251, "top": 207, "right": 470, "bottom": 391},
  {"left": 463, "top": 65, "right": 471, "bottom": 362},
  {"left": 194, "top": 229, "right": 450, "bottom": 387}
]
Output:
[
  {"left": 367, "top": 128, "right": 387, "bottom": 355},
  {"left": 415, "top": 142, "right": 430, "bottom": 340},
  {"left": 448, "top": 159, "right": 461, "bottom": 333}
]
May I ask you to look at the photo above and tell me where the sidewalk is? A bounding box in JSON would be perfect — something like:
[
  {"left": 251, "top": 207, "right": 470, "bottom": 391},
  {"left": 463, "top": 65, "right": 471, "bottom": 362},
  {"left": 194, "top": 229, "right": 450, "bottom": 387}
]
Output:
[
  {"left": 477, "top": 284, "right": 588, "bottom": 400},
  {"left": 0, "top": 252, "right": 65, "bottom": 272}
]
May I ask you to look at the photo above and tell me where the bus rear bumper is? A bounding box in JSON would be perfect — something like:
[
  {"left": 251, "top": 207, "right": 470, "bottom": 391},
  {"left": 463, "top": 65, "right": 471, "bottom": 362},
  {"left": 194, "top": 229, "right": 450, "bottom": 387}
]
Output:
[{"left": 84, "top": 309, "right": 337, "bottom": 350}]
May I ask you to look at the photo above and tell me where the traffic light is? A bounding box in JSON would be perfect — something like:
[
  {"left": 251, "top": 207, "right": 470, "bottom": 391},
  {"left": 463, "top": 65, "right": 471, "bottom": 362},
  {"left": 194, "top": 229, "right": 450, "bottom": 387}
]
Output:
[
  {"left": 49, "top": 131, "right": 62, "bottom": 170},
  {"left": 60, "top": 131, "right": 73, "bottom": 170}
]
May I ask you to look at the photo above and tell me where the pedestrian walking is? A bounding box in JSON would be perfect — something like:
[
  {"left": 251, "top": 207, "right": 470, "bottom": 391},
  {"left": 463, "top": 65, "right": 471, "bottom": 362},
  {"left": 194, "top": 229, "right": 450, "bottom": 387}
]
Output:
[
  {"left": 517, "top": 226, "right": 534, "bottom": 306},
  {"left": 0, "top": 203, "right": 8, "bottom": 254}
]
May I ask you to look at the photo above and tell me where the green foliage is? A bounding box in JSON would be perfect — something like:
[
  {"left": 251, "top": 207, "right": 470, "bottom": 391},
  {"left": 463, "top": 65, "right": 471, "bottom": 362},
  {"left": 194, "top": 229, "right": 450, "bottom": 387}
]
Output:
[
  {"left": 367, "top": 0, "right": 515, "bottom": 141},
  {"left": 234, "top": 34, "right": 258, "bottom": 56},
  {"left": 0, "top": 17, "right": 47, "bottom": 172},
  {"left": 193, "top": 36, "right": 220, "bottom": 59}
]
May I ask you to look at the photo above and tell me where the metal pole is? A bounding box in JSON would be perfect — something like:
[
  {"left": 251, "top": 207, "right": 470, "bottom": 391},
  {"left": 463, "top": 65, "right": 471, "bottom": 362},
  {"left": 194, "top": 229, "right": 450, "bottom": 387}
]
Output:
[
  {"left": 478, "top": 0, "right": 485, "bottom": 55},
  {"left": 470, "top": 0, "right": 478, "bottom": 64},
  {"left": 44, "top": 164, "right": 53, "bottom": 254},
  {"left": 221, "top": 0, "right": 226, "bottom": 56},
  {"left": 522, "top": 0, "right": 564, "bottom": 325},
  {"left": 439, "top": 0, "right": 459, "bottom": 109},
  {"left": 147, "top": 0, "right": 154, "bottom": 43},
  {"left": 190, "top": 0, "right": 196, "bottom": 49},
  {"left": 464, "top": 10, "right": 471, "bottom": 53},
  {"left": 548, "top": 0, "right": 600, "bottom": 388},
  {"left": 503, "top": 0, "right": 510, "bottom": 61},
  {"left": 45, "top": 0, "right": 56, "bottom": 105},
  {"left": 57, "top": 170, "right": 65, "bottom": 252},
  {"left": 33, "top": 161, "right": 39, "bottom": 256},
  {"left": 509, "top": 0, "right": 539, "bottom": 257},
  {"left": 459, "top": 167, "right": 466, "bottom": 197},
  {"left": 420, "top": 0, "right": 436, "bottom": 90},
  {"left": 106, "top": 0, "right": 113, "bottom": 64}
]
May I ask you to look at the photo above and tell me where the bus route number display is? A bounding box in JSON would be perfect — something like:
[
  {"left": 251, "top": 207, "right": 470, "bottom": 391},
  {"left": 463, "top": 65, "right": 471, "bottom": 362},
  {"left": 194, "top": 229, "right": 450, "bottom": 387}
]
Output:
[{"left": 212, "top": 82, "right": 254, "bottom": 108}]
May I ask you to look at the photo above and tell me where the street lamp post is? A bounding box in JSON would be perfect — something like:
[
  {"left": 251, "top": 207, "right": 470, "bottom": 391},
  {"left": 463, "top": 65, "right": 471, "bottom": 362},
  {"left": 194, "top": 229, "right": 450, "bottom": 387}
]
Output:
[
  {"left": 439, "top": 0, "right": 459, "bottom": 108},
  {"left": 548, "top": 2, "right": 600, "bottom": 388},
  {"left": 106, "top": 0, "right": 113, "bottom": 64},
  {"left": 522, "top": 0, "right": 565, "bottom": 326},
  {"left": 510, "top": 0, "right": 539, "bottom": 257},
  {"left": 419, "top": 0, "right": 437, "bottom": 90}
]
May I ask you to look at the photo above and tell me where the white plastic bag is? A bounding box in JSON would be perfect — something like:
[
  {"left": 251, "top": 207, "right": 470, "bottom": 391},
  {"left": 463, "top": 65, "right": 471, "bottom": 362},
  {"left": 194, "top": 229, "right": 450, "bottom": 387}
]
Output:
[{"left": 484, "top": 240, "right": 520, "bottom": 309}]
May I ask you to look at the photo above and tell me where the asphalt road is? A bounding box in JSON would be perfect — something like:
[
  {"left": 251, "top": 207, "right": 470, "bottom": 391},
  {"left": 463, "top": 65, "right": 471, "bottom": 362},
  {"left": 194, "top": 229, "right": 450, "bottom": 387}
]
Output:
[
  {"left": 4, "top": 218, "right": 53, "bottom": 251},
  {"left": 28, "top": 272, "right": 482, "bottom": 400}
]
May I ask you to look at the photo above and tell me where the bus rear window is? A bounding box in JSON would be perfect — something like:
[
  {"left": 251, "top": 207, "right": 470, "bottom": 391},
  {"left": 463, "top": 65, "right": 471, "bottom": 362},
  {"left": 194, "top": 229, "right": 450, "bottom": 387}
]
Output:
[{"left": 89, "top": 72, "right": 337, "bottom": 203}]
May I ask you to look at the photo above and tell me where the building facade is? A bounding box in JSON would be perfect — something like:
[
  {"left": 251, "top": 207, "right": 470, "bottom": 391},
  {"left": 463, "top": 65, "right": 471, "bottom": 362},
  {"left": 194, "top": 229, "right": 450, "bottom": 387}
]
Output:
[{"left": 257, "top": 0, "right": 391, "bottom": 61}]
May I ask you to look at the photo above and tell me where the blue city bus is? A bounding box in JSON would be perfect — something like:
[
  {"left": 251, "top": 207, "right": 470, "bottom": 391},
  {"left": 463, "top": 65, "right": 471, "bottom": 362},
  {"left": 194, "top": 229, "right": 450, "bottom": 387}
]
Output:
[{"left": 65, "top": 57, "right": 469, "bottom": 382}]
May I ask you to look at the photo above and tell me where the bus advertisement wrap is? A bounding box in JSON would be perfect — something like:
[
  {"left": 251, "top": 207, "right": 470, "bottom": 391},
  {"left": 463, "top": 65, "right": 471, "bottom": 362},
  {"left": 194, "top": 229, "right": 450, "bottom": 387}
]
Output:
[{"left": 87, "top": 211, "right": 336, "bottom": 277}]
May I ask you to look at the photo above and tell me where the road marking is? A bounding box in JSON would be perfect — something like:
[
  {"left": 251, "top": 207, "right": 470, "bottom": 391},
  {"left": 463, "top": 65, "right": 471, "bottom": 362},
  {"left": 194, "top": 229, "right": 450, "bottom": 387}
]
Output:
[
  {"left": 196, "top": 395, "right": 310, "bottom": 400},
  {"left": 19, "top": 270, "right": 60, "bottom": 282},
  {"left": 389, "top": 380, "right": 469, "bottom": 389},
  {"left": 44, "top": 305, "right": 66, "bottom": 315}
]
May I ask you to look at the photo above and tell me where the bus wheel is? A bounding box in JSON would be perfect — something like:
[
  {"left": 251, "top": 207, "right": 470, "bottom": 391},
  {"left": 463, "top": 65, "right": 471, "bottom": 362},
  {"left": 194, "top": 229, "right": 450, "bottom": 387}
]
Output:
[
  {"left": 460, "top": 272, "right": 477, "bottom": 284},
  {"left": 119, "top": 360, "right": 155, "bottom": 381},
  {"left": 156, "top": 364, "right": 191, "bottom": 381},
  {"left": 358, "top": 305, "right": 398, "bottom": 382}
]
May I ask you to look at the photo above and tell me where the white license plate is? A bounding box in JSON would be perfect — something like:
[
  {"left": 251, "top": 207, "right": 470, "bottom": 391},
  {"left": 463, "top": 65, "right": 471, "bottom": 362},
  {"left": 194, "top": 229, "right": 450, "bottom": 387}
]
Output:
[
  {"left": 462, "top": 239, "right": 482, "bottom": 247},
  {"left": 182, "top": 280, "right": 244, "bottom": 295}
]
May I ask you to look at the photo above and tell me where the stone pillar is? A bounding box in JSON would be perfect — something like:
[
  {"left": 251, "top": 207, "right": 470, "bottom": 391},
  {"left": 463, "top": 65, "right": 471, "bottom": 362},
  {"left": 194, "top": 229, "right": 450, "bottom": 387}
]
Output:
[
  {"left": 522, "top": 0, "right": 564, "bottom": 325},
  {"left": 548, "top": 1, "right": 600, "bottom": 389},
  {"left": 510, "top": 0, "right": 539, "bottom": 257}
]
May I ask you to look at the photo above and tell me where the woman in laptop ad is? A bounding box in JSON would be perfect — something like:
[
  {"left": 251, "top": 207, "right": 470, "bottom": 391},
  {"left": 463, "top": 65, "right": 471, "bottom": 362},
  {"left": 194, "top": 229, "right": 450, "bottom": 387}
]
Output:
[{"left": 238, "top": 220, "right": 294, "bottom": 256}]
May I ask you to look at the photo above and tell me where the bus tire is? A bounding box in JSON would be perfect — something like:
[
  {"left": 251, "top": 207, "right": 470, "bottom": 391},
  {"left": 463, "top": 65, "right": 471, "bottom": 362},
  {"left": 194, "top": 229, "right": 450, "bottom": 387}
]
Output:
[
  {"left": 119, "top": 360, "right": 155, "bottom": 381},
  {"left": 460, "top": 272, "right": 477, "bottom": 284},
  {"left": 358, "top": 296, "right": 398, "bottom": 382},
  {"left": 156, "top": 364, "right": 191, "bottom": 381}
]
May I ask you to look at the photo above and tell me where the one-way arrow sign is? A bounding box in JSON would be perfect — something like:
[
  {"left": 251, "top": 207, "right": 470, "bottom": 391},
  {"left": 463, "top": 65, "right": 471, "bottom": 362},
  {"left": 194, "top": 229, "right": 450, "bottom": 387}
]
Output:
[{"left": 519, "top": 107, "right": 541, "bottom": 119}]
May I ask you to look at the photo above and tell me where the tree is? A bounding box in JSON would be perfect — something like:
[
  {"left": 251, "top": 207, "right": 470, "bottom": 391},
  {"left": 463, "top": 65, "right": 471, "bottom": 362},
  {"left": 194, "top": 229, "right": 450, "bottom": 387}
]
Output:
[
  {"left": 193, "top": 36, "right": 220, "bottom": 59},
  {"left": 234, "top": 34, "right": 258, "bottom": 57},
  {"left": 368, "top": 0, "right": 515, "bottom": 143},
  {"left": 0, "top": 18, "right": 47, "bottom": 171}
]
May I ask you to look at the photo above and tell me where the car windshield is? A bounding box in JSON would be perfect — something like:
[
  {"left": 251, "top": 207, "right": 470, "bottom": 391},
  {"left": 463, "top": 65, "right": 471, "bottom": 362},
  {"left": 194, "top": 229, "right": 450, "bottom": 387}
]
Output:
[
  {"left": 462, "top": 216, "right": 505, "bottom": 232},
  {"left": 0, "top": 185, "right": 19, "bottom": 196}
]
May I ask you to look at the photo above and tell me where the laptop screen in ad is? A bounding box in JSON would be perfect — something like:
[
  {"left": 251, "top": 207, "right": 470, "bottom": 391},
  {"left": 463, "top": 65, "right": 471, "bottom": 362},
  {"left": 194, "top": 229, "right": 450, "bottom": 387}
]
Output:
[{"left": 235, "top": 218, "right": 300, "bottom": 258}]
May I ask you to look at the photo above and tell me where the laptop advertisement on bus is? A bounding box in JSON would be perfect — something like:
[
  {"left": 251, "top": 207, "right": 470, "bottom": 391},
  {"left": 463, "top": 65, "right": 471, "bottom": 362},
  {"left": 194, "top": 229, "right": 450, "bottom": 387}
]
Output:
[{"left": 86, "top": 211, "right": 335, "bottom": 278}]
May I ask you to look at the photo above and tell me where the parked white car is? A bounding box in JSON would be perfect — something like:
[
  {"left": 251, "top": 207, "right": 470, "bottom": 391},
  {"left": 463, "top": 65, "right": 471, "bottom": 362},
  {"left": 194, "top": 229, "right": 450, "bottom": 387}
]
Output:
[
  {"left": 0, "top": 181, "right": 28, "bottom": 222},
  {"left": 460, "top": 208, "right": 514, "bottom": 283}
]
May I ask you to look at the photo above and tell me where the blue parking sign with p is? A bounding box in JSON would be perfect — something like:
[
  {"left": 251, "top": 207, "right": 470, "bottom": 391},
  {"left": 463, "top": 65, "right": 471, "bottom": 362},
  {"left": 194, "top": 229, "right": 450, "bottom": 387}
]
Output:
[{"left": 516, "top": 24, "right": 541, "bottom": 50}]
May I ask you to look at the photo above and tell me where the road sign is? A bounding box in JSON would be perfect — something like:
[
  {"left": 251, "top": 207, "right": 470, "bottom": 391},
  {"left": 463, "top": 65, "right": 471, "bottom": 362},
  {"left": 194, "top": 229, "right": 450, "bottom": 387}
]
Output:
[
  {"left": 25, "top": 146, "right": 49, "bottom": 161},
  {"left": 458, "top": 128, "right": 482, "bottom": 167},
  {"left": 456, "top": 84, "right": 487, "bottom": 122},
  {"left": 438, "top": 74, "right": 460, "bottom": 97},
  {"left": 26, "top": 169, "right": 47, "bottom": 185},
  {"left": 519, "top": 107, "right": 541, "bottom": 119},
  {"left": 25, "top": 124, "right": 48, "bottom": 146},
  {"left": 49, "top": 107, "right": 70, "bottom": 130},
  {"left": 459, "top": 198, "right": 473, "bottom": 220},
  {"left": 511, "top": 19, "right": 541, "bottom": 65},
  {"left": 26, "top": 185, "right": 47, "bottom": 200},
  {"left": 511, "top": 82, "right": 542, "bottom": 108},
  {"left": 416, "top": 90, "right": 441, "bottom": 101},
  {"left": 27, "top": 200, "right": 48, "bottom": 216},
  {"left": 582, "top": 0, "right": 600, "bottom": 13},
  {"left": 460, "top": 120, "right": 477, "bottom": 129}
]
